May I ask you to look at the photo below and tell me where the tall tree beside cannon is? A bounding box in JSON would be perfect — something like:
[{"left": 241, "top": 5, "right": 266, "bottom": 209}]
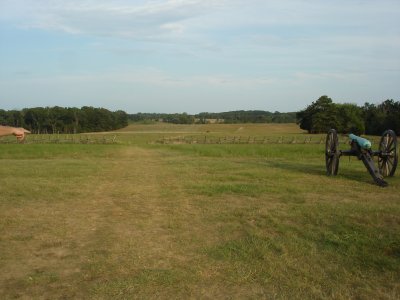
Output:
[
  {"left": 298, "top": 96, "right": 399, "bottom": 135},
  {"left": 363, "top": 100, "right": 400, "bottom": 135},
  {"left": 296, "top": 95, "right": 340, "bottom": 133},
  {"left": 336, "top": 103, "right": 365, "bottom": 135}
]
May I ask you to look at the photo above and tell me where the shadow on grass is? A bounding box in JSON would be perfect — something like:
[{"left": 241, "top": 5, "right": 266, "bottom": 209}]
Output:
[{"left": 262, "top": 160, "right": 381, "bottom": 187}]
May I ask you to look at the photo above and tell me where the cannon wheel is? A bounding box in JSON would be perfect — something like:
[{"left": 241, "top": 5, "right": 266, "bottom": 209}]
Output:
[
  {"left": 378, "top": 130, "right": 398, "bottom": 177},
  {"left": 326, "top": 129, "right": 340, "bottom": 176}
]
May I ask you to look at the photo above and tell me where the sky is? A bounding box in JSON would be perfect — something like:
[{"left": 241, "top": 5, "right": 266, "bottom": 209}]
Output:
[{"left": 0, "top": 0, "right": 399, "bottom": 114}]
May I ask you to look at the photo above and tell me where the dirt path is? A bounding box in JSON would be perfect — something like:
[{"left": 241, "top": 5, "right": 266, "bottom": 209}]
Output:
[{"left": 0, "top": 147, "right": 199, "bottom": 298}]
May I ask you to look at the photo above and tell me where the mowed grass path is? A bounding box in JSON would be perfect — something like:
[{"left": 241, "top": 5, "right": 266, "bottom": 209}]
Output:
[{"left": 0, "top": 125, "right": 399, "bottom": 299}]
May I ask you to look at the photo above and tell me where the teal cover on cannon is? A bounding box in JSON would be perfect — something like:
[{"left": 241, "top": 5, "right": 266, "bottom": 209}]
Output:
[{"left": 349, "top": 134, "right": 372, "bottom": 149}]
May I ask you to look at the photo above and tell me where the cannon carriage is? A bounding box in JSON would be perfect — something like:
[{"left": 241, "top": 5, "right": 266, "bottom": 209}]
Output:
[{"left": 325, "top": 129, "right": 398, "bottom": 187}]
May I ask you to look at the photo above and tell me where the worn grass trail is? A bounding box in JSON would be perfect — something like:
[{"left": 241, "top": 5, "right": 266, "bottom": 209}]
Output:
[
  {"left": 0, "top": 141, "right": 399, "bottom": 299},
  {"left": 0, "top": 146, "right": 201, "bottom": 298}
]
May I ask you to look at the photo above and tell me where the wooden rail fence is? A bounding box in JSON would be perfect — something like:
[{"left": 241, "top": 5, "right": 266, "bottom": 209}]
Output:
[
  {"left": 0, "top": 134, "right": 118, "bottom": 144},
  {"left": 156, "top": 135, "right": 381, "bottom": 145}
]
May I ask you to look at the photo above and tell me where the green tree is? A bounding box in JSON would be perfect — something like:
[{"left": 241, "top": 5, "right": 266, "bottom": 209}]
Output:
[
  {"left": 297, "top": 95, "right": 339, "bottom": 133},
  {"left": 6, "top": 110, "right": 25, "bottom": 128},
  {"left": 381, "top": 99, "right": 400, "bottom": 135},
  {"left": 336, "top": 103, "right": 365, "bottom": 134},
  {"left": 0, "top": 109, "right": 8, "bottom": 125},
  {"left": 363, "top": 100, "right": 400, "bottom": 135},
  {"left": 363, "top": 103, "right": 385, "bottom": 135}
]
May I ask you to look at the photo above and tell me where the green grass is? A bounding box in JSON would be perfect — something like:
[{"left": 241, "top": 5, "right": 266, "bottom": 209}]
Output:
[{"left": 0, "top": 123, "right": 399, "bottom": 299}]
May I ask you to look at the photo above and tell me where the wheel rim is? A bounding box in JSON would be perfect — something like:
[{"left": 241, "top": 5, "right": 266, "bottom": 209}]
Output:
[
  {"left": 326, "top": 129, "right": 339, "bottom": 176},
  {"left": 378, "top": 130, "right": 398, "bottom": 177}
]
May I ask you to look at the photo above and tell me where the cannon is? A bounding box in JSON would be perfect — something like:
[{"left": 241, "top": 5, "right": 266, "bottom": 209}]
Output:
[{"left": 325, "top": 129, "right": 398, "bottom": 187}]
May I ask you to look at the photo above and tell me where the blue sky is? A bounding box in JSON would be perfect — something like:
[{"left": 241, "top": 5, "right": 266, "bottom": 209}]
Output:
[{"left": 0, "top": 0, "right": 399, "bottom": 113}]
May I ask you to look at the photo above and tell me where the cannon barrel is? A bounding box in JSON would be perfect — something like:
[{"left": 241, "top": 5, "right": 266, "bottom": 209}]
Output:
[{"left": 349, "top": 134, "right": 371, "bottom": 149}]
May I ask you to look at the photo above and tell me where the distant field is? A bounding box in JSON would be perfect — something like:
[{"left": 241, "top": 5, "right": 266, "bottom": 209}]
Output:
[
  {"left": 117, "top": 122, "right": 304, "bottom": 134},
  {"left": 0, "top": 123, "right": 399, "bottom": 299}
]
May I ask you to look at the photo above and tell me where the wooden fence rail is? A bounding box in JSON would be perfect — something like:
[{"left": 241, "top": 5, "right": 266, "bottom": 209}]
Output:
[
  {"left": 0, "top": 135, "right": 118, "bottom": 144},
  {"left": 155, "top": 135, "right": 381, "bottom": 145}
]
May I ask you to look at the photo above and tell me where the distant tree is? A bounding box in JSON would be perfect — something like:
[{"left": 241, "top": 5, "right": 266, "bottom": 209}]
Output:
[
  {"left": 128, "top": 110, "right": 296, "bottom": 124},
  {"left": 114, "top": 110, "right": 129, "bottom": 129},
  {"left": 179, "top": 112, "right": 195, "bottom": 124},
  {"left": 297, "top": 96, "right": 339, "bottom": 133},
  {"left": 23, "top": 108, "right": 37, "bottom": 133},
  {"left": 362, "top": 103, "right": 386, "bottom": 135},
  {"left": 193, "top": 110, "right": 296, "bottom": 124},
  {"left": 271, "top": 111, "right": 296, "bottom": 123},
  {"left": 47, "top": 106, "right": 65, "bottom": 133},
  {"left": 381, "top": 99, "right": 400, "bottom": 135},
  {"left": 0, "top": 106, "right": 128, "bottom": 134},
  {"left": 336, "top": 103, "right": 365, "bottom": 134},
  {"left": 6, "top": 110, "right": 25, "bottom": 128},
  {"left": 0, "top": 109, "right": 8, "bottom": 125},
  {"left": 363, "top": 100, "right": 400, "bottom": 135}
]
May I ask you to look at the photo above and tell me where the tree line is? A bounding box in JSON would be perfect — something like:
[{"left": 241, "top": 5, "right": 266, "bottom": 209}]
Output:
[
  {"left": 129, "top": 110, "right": 296, "bottom": 124},
  {"left": 297, "top": 96, "right": 400, "bottom": 135},
  {"left": 4, "top": 97, "right": 397, "bottom": 135},
  {"left": 129, "top": 112, "right": 195, "bottom": 124},
  {"left": 0, "top": 106, "right": 128, "bottom": 134}
]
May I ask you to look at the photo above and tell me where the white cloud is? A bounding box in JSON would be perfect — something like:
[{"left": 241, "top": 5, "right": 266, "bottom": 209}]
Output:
[
  {"left": 0, "top": 0, "right": 227, "bottom": 39},
  {"left": 2, "top": 0, "right": 399, "bottom": 54},
  {"left": 1, "top": 0, "right": 399, "bottom": 112}
]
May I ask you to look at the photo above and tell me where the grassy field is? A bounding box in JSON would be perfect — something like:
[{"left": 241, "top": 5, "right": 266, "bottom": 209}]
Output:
[{"left": 0, "top": 123, "right": 399, "bottom": 299}]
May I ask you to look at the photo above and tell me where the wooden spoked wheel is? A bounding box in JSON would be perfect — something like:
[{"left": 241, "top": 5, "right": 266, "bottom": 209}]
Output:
[
  {"left": 378, "top": 130, "right": 398, "bottom": 177},
  {"left": 326, "top": 129, "right": 340, "bottom": 176}
]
